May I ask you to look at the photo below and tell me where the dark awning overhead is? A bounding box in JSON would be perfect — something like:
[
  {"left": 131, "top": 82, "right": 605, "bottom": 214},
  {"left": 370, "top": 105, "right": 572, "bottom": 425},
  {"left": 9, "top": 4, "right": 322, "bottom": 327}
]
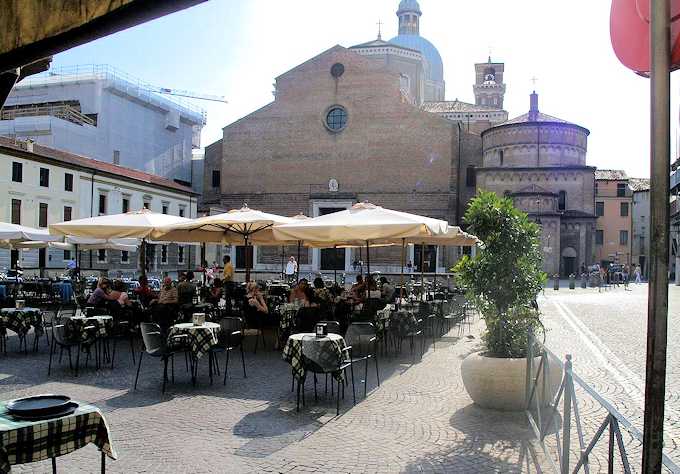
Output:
[{"left": 0, "top": 0, "right": 205, "bottom": 72}]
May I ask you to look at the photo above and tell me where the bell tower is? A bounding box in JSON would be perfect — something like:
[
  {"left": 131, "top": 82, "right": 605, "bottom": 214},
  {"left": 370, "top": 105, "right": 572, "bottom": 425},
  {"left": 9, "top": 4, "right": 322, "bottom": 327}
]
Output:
[{"left": 473, "top": 57, "right": 506, "bottom": 108}]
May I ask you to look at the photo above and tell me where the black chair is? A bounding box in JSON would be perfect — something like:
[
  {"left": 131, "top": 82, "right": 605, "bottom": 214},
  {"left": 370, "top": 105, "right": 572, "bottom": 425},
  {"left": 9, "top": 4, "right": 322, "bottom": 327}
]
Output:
[
  {"left": 242, "top": 302, "right": 267, "bottom": 353},
  {"left": 344, "top": 322, "right": 380, "bottom": 397},
  {"left": 48, "top": 324, "right": 93, "bottom": 377},
  {"left": 294, "top": 306, "right": 321, "bottom": 333},
  {"left": 297, "top": 335, "right": 355, "bottom": 416},
  {"left": 38, "top": 305, "right": 61, "bottom": 348},
  {"left": 134, "top": 322, "right": 188, "bottom": 393},
  {"left": 208, "top": 317, "right": 246, "bottom": 385}
]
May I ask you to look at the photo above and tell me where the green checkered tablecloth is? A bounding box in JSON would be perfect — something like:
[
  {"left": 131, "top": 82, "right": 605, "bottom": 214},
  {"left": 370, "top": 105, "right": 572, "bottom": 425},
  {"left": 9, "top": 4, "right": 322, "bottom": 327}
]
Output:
[
  {"left": 283, "top": 333, "right": 346, "bottom": 382},
  {"left": 168, "top": 322, "right": 220, "bottom": 359},
  {"left": 0, "top": 400, "right": 116, "bottom": 473},
  {"left": 67, "top": 316, "right": 113, "bottom": 340},
  {"left": 0, "top": 308, "right": 43, "bottom": 338}
]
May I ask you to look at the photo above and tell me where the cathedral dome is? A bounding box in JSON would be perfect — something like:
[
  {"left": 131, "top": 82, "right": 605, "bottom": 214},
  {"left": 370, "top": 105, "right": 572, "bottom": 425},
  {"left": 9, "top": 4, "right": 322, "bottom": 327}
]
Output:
[{"left": 389, "top": 35, "right": 443, "bottom": 82}]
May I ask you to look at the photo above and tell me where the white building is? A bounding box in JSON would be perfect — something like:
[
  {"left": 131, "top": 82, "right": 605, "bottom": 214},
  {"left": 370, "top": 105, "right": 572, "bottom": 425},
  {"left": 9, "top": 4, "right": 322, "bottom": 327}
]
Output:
[
  {"left": 0, "top": 65, "right": 205, "bottom": 186},
  {"left": 630, "top": 178, "right": 650, "bottom": 277},
  {"left": 0, "top": 136, "right": 198, "bottom": 278}
]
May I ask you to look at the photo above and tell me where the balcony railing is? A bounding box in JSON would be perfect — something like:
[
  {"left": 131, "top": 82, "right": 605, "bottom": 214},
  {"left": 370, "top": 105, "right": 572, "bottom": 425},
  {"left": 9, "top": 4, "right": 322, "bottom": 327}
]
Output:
[{"left": 0, "top": 104, "right": 95, "bottom": 126}]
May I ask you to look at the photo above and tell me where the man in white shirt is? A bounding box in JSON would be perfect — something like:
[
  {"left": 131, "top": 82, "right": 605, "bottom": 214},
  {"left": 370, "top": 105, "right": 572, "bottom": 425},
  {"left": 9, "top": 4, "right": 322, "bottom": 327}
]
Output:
[{"left": 285, "top": 256, "right": 298, "bottom": 283}]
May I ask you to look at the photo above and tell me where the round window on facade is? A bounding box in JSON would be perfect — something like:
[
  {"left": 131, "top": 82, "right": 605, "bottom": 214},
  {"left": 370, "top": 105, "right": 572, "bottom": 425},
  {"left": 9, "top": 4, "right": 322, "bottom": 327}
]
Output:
[{"left": 325, "top": 106, "right": 348, "bottom": 132}]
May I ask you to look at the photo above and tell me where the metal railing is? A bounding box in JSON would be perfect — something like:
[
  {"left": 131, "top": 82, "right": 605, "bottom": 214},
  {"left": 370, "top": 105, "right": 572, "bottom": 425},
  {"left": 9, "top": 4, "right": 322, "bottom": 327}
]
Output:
[
  {"left": 0, "top": 104, "right": 95, "bottom": 126},
  {"left": 525, "top": 327, "right": 680, "bottom": 473}
]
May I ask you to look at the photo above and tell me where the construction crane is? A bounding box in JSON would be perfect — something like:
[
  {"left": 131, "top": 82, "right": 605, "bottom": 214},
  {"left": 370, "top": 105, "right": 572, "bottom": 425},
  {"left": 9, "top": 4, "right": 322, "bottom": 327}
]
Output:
[{"left": 153, "top": 87, "right": 227, "bottom": 104}]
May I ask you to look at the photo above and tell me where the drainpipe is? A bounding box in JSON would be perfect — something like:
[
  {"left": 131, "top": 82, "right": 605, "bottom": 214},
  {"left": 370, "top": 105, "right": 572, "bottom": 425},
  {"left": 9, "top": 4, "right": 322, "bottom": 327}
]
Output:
[{"left": 89, "top": 170, "right": 97, "bottom": 270}]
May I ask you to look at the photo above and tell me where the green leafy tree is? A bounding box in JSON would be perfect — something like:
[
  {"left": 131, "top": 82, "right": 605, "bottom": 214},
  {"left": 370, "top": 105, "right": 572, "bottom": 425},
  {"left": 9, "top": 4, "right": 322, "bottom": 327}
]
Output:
[{"left": 454, "top": 191, "right": 546, "bottom": 357}]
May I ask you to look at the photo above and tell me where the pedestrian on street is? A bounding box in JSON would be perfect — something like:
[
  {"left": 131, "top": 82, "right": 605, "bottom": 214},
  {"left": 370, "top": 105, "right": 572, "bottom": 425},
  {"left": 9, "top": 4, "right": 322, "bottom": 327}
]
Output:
[
  {"left": 285, "top": 256, "right": 298, "bottom": 284},
  {"left": 623, "top": 265, "right": 630, "bottom": 290},
  {"left": 634, "top": 265, "right": 642, "bottom": 284}
]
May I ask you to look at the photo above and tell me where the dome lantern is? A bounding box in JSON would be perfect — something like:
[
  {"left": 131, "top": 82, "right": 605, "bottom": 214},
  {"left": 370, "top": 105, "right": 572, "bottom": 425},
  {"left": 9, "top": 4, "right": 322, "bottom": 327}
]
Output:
[{"left": 397, "top": 0, "right": 421, "bottom": 35}]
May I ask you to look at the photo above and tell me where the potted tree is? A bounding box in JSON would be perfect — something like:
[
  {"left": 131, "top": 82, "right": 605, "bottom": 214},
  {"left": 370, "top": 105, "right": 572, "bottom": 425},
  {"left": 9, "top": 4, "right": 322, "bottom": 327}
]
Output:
[{"left": 454, "top": 192, "right": 560, "bottom": 411}]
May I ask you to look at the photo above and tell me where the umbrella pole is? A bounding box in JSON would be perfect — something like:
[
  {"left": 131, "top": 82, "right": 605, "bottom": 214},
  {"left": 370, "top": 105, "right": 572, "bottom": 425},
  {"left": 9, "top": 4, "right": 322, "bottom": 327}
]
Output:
[
  {"left": 297, "top": 241, "right": 301, "bottom": 283},
  {"left": 244, "top": 235, "right": 251, "bottom": 282},
  {"left": 201, "top": 243, "right": 207, "bottom": 284},
  {"left": 421, "top": 242, "right": 425, "bottom": 302},
  {"left": 334, "top": 245, "right": 337, "bottom": 284},
  {"left": 400, "top": 239, "right": 405, "bottom": 306},
  {"left": 366, "top": 241, "right": 370, "bottom": 278},
  {"left": 140, "top": 239, "right": 147, "bottom": 278},
  {"left": 280, "top": 246, "right": 285, "bottom": 281}
]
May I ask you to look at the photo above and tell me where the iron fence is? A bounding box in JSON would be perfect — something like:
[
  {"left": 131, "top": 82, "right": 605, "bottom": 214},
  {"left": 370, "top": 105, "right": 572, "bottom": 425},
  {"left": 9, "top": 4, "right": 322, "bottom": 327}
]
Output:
[{"left": 525, "top": 327, "right": 680, "bottom": 473}]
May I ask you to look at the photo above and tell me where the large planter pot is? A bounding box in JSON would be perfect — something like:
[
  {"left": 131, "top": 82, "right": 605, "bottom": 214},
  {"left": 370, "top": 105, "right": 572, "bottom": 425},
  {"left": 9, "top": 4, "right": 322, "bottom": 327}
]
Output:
[{"left": 461, "top": 351, "right": 563, "bottom": 411}]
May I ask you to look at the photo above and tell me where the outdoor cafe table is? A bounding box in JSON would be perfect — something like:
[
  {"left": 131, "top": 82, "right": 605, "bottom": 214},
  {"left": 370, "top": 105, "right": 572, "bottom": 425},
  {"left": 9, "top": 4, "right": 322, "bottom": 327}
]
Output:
[
  {"left": 168, "top": 322, "right": 220, "bottom": 360},
  {"left": 0, "top": 308, "right": 44, "bottom": 352},
  {"left": 0, "top": 400, "right": 117, "bottom": 473},
  {"left": 283, "top": 333, "right": 347, "bottom": 382},
  {"left": 67, "top": 315, "right": 114, "bottom": 340}
]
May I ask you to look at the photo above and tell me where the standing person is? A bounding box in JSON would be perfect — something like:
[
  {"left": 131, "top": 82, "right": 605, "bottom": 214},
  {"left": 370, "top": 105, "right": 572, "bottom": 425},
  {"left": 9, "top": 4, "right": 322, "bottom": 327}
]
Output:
[
  {"left": 622, "top": 265, "right": 630, "bottom": 290},
  {"left": 285, "top": 256, "right": 298, "bottom": 284},
  {"left": 634, "top": 264, "right": 642, "bottom": 284},
  {"left": 406, "top": 260, "right": 413, "bottom": 273}
]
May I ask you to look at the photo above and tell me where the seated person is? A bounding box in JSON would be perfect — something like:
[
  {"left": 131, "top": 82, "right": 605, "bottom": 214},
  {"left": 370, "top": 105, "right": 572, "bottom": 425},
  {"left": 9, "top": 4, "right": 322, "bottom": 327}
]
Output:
[
  {"left": 350, "top": 275, "right": 366, "bottom": 303},
  {"left": 134, "top": 275, "right": 157, "bottom": 307},
  {"left": 289, "top": 279, "right": 309, "bottom": 304},
  {"left": 155, "top": 277, "right": 178, "bottom": 305},
  {"left": 177, "top": 271, "right": 197, "bottom": 306},
  {"left": 301, "top": 285, "right": 317, "bottom": 308},
  {"left": 312, "top": 277, "right": 331, "bottom": 305},
  {"left": 109, "top": 279, "right": 132, "bottom": 307},
  {"left": 207, "top": 278, "right": 223, "bottom": 306},
  {"left": 246, "top": 281, "right": 268, "bottom": 314},
  {"left": 87, "top": 278, "right": 118, "bottom": 307},
  {"left": 380, "top": 277, "right": 395, "bottom": 302}
]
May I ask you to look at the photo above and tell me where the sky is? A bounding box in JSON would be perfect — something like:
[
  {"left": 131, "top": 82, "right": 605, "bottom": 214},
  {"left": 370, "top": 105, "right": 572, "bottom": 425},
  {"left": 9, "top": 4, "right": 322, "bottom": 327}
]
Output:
[{"left": 51, "top": 0, "right": 679, "bottom": 179}]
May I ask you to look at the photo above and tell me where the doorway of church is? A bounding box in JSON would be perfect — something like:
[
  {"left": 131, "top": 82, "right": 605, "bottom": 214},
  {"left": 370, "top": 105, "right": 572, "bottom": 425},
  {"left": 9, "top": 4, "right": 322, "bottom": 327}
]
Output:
[
  {"left": 561, "top": 247, "right": 577, "bottom": 277},
  {"left": 318, "top": 208, "right": 346, "bottom": 271}
]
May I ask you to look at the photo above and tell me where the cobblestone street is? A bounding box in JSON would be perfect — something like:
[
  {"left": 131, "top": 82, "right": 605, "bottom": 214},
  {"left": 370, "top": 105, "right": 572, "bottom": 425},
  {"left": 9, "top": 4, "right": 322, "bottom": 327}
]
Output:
[
  {"left": 538, "top": 282, "right": 680, "bottom": 471},
  {"left": 0, "top": 319, "right": 544, "bottom": 473}
]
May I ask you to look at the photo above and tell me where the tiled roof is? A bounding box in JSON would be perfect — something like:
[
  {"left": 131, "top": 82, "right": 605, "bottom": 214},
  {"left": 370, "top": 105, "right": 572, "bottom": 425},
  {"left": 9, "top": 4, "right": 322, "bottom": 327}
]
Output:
[
  {"left": 421, "top": 100, "right": 501, "bottom": 113},
  {"left": 595, "top": 169, "right": 629, "bottom": 181},
  {"left": 628, "top": 177, "right": 650, "bottom": 191},
  {"left": 502, "top": 111, "right": 574, "bottom": 125},
  {"left": 0, "top": 136, "right": 196, "bottom": 195}
]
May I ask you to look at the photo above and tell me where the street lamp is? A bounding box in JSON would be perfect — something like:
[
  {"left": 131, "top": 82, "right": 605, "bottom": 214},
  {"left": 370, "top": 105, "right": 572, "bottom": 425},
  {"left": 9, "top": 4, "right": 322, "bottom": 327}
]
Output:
[{"left": 535, "top": 198, "right": 542, "bottom": 224}]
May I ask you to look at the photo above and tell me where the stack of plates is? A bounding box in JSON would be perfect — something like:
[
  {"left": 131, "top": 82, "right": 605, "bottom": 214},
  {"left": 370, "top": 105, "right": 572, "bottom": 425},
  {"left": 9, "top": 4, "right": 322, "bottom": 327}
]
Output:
[{"left": 6, "top": 395, "right": 78, "bottom": 420}]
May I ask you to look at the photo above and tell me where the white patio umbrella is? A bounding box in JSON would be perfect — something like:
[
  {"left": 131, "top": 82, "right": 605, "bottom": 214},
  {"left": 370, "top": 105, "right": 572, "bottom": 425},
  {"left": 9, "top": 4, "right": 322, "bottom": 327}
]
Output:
[
  {"left": 272, "top": 202, "right": 449, "bottom": 276},
  {"left": 0, "top": 222, "right": 62, "bottom": 271},
  {"left": 49, "top": 209, "right": 190, "bottom": 276},
  {"left": 154, "top": 205, "right": 294, "bottom": 281}
]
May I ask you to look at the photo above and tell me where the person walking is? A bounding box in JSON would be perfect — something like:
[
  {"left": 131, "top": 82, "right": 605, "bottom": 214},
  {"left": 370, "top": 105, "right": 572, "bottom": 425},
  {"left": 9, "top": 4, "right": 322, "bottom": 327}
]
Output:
[
  {"left": 285, "top": 256, "right": 298, "bottom": 284},
  {"left": 623, "top": 265, "right": 630, "bottom": 291},
  {"left": 634, "top": 264, "right": 642, "bottom": 284}
]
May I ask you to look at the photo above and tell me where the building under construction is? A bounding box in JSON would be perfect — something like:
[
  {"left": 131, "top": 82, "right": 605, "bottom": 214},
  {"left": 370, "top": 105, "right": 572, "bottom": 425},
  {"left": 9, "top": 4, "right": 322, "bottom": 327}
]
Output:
[{"left": 0, "top": 64, "right": 205, "bottom": 186}]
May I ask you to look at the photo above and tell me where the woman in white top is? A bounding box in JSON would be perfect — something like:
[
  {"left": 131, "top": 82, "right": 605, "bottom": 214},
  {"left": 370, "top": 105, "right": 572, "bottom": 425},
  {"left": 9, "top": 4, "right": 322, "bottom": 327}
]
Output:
[{"left": 285, "top": 256, "right": 298, "bottom": 283}]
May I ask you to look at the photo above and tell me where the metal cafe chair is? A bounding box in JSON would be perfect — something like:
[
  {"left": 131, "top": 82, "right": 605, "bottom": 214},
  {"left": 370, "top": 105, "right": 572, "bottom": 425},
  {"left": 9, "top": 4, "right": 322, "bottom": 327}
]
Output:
[
  {"left": 208, "top": 316, "right": 247, "bottom": 385},
  {"left": 344, "top": 322, "right": 380, "bottom": 397}
]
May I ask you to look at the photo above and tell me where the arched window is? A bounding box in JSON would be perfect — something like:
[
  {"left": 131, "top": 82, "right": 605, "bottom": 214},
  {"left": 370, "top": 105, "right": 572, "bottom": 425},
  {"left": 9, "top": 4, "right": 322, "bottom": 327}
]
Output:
[
  {"left": 558, "top": 190, "right": 566, "bottom": 211},
  {"left": 498, "top": 149, "right": 504, "bottom": 166}
]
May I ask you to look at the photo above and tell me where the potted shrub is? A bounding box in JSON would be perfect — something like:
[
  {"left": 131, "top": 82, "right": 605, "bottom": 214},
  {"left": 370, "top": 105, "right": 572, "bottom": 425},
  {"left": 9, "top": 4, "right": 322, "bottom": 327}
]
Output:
[{"left": 454, "top": 192, "right": 560, "bottom": 411}]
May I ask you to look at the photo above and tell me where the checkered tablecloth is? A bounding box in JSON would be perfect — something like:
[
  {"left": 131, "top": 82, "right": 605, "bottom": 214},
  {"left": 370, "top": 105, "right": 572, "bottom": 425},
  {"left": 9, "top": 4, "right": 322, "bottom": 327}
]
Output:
[
  {"left": 67, "top": 316, "right": 113, "bottom": 340},
  {"left": 168, "top": 322, "right": 220, "bottom": 359},
  {"left": 283, "top": 333, "right": 346, "bottom": 382},
  {"left": 0, "top": 400, "right": 116, "bottom": 473},
  {"left": 0, "top": 308, "right": 43, "bottom": 338}
]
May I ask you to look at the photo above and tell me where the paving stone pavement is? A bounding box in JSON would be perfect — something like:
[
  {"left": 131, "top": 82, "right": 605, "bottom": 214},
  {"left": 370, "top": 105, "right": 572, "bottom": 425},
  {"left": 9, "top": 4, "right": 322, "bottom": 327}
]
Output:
[
  {"left": 0, "top": 319, "right": 545, "bottom": 473},
  {"left": 538, "top": 283, "right": 680, "bottom": 473}
]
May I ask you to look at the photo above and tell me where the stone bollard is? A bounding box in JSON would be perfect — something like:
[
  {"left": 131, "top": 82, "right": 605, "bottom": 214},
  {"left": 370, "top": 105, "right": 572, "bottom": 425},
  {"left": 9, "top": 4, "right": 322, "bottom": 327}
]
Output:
[
  {"left": 569, "top": 273, "right": 576, "bottom": 289},
  {"left": 581, "top": 273, "right": 587, "bottom": 288},
  {"left": 553, "top": 274, "right": 560, "bottom": 290}
]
